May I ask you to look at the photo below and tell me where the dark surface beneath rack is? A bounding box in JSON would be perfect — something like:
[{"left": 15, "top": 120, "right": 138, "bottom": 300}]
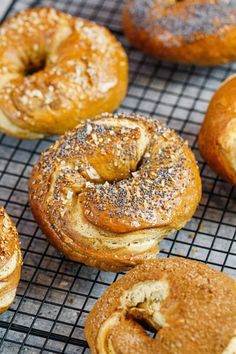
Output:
[{"left": 0, "top": 0, "right": 235, "bottom": 353}]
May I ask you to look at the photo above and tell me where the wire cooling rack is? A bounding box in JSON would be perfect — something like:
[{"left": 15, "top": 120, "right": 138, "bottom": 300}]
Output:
[{"left": 0, "top": 0, "right": 236, "bottom": 352}]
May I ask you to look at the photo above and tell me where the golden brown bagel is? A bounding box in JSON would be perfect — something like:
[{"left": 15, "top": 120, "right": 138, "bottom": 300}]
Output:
[
  {"left": 0, "top": 7, "right": 128, "bottom": 139},
  {"left": 85, "top": 257, "right": 236, "bottom": 354},
  {"left": 0, "top": 208, "right": 22, "bottom": 314},
  {"left": 123, "top": 0, "right": 236, "bottom": 66},
  {"left": 198, "top": 74, "right": 236, "bottom": 185},
  {"left": 29, "top": 113, "right": 201, "bottom": 272}
]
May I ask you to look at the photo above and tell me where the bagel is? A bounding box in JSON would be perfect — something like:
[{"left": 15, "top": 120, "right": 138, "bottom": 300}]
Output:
[
  {"left": 123, "top": 0, "right": 236, "bottom": 66},
  {"left": 198, "top": 74, "right": 236, "bottom": 185},
  {"left": 0, "top": 208, "right": 22, "bottom": 314},
  {"left": 85, "top": 257, "right": 236, "bottom": 354},
  {"left": 29, "top": 113, "right": 201, "bottom": 272},
  {"left": 0, "top": 7, "right": 128, "bottom": 139}
]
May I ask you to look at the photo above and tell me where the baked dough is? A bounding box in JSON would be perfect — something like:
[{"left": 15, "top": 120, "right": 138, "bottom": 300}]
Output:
[
  {"left": 0, "top": 208, "right": 22, "bottom": 314},
  {"left": 85, "top": 257, "right": 236, "bottom": 354},
  {"left": 0, "top": 7, "right": 128, "bottom": 138},
  {"left": 198, "top": 74, "right": 236, "bottom": 185},
  {"left": 29, "top": 113, "right": 201, "bottom": 272},
  {"left": 123, "top": 0, "right": 236, "bottom": 66}
]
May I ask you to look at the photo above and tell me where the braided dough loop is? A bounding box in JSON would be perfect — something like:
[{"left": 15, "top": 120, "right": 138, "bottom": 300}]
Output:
[
  {"left": 29, "top": 113, "right": 201, "bottom": 272},
  {"left": 85, "top": 258, "right": 236, "bottom": 354},
  {"left": 0, "top": 7, "right": 128, "bottom": 138},
  {"left": 123, "top": 0, "right": 236, "bottom": 66},
  {"left": 198, "top": 74, "right": 236, "bottom": 185},
  {"left": 0, "top": 208, "right": 22, "bottom": 314}
]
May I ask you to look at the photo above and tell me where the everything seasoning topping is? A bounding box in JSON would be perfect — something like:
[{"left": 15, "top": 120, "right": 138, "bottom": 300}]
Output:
[
  {"left": 128, "top": 0, "right": 236, "bottom": 42},
  {"left": 0, "top": 208, "right": 18, "bottom": 262},
  {"left": 30, "top": 113, "right": 198, "bottom": 234}
]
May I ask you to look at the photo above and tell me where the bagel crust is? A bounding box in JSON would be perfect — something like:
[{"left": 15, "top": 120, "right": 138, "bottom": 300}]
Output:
[
  {"left": 0, "top": 7, "right": 128, "bottom": 139},
  {"left": 0, "top": 208, "right": 22, "bottom": 314},
  {"left": 85, "top": 258, "right": 236, "bottom": 354},
  {"left": 29, "top": 113, "right": 201, "bottom": 272},
  {"left": 198, "top": 74, "right": 236, "bottom": 185},
  {"left": 123, "top": 0, "right": 236, "bottom": 66}
]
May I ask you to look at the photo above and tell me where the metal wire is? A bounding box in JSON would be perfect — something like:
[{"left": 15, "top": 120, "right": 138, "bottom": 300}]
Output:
[{"left": 0, "top": 0, "right": 235, "bottom": 352}]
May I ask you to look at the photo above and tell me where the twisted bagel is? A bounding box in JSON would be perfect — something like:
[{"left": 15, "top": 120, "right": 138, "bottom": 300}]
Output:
[
  {"left": 29, "top": 113, "right": 201, "bottom": 272},
  {"left": 123, "top": 0, "right": 236, "bottom": 66},
  {"left": 0, "top": 208, "right": 22, "bottom": 314},
  {"left": 198, "top": 74, "right": 236, "bottom": 185},
  {"left": 85, "top": 257, "right": 236, "bottom": 354},
  {"left": 0, "top": 7, "right": 128, "bottom": 139}
]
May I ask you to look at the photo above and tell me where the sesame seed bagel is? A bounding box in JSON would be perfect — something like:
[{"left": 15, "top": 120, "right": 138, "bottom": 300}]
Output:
[
  {"left": 199, "top": 74, "right": 236, "bottom": 185},
  {"left": 29, "top": 113, "right": 201, "bottom": 272},
  {"left": 0, "top": 208, "right": 22, "bottom": 314},
  {"left": 0, "top": 7, "right": 128, "bottom": 139},
  {"left": 123, "top": 0, "right": 236, "bottom": 66},
  {"left": 85, "top": 257, "right": 236, "bottom": 354}
]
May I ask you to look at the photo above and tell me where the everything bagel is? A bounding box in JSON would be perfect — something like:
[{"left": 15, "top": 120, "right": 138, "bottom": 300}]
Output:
[
  {"left": 0, "top": 7, "right": 128, "bottom": 139},
  {"left": 85, "top": 258, "right": 236, "bottom": 354},
  {"left": 29, "top": 113, "right": 201, "bottom": 272},
  {"left": 123, "top": 0, "right": 236, "bottom": 66},
  {"left": 0, "top": 208, "right": 22, "bottom": 314},
  {"left": 198, "top": 74, "right": 236, "bottom": 185}
]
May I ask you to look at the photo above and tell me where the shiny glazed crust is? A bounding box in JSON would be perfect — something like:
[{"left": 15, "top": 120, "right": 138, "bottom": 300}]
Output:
[
  {"left": 198, "top": 74, "right": 236, "bottom": 185},
  {"left": 85, "top": 258, "right": 236, "bottom": 354},
  {"left": 0, "top": 7, "right": 128, "bottom": 139},
  {"left": 0, "top": 208, "right": 22, "bottom": 314},
  {"left": 123, "top": 0, "right": 236, "bottom": 66},
  {"left": 29, "top": 113, "right": 201, "bottom": 272}
]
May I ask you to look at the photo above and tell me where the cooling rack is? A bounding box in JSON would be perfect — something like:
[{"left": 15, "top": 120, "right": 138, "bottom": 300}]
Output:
[{"left": 0, "top": 0, "right": 235, "bottom": 352}]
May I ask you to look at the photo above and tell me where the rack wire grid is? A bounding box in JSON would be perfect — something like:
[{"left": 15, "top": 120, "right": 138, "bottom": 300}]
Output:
[{"left": 0, "top": 0, "right": 236, "bottom": 352}]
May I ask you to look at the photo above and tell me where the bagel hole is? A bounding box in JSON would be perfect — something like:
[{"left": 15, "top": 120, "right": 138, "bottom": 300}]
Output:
[
  {"left": 137, "top": 320, "right": 157, "bottom": 339},
  {"left": 25, "top": 58, "right": 46, "bottom": 76},
  {"left": 127, "top": 314, "right": 158, "bottom": 339}
]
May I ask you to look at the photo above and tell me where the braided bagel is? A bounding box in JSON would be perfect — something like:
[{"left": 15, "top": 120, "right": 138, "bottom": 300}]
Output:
[
  {"left": 198, "top": 75, "right": 236, "bottom": 185},
  {"left": 123, "top": 0, "right": 236, "bottom": 66},
  {"left": 0, "top": 208, "right": 22, "bottom": 314},
  {"left": 29, "top": 113, "right": 201, "bottom": 272},
  {"left": 85, "top": 257, "right": 236, "bottom": 354},
  {"left": 0, "top": 7, "right": 128, "bottom": 139}
]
